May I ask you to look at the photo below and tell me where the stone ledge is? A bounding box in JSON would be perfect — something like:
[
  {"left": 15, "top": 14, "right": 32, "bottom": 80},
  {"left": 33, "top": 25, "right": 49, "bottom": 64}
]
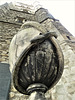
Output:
[{"left": 0, "top": 20, "right": 22, "bottom": 26}]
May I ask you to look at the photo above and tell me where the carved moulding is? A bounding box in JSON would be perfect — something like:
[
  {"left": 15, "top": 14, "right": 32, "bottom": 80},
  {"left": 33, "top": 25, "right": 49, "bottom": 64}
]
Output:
[{"left": 9, "top": 21, "right": 64, "bottom": 96}]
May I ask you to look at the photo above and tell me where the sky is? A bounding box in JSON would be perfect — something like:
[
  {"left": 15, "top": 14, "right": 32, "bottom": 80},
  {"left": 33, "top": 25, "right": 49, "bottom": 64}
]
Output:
[{"left": 0, "top": 0, "right": 75, "bottom": 36}]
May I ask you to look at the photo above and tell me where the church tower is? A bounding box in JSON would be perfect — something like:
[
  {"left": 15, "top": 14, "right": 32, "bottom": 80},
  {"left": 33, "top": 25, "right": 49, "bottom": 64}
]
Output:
[{"left": 0, "top": 2, "right": 75, "bottom": 100}]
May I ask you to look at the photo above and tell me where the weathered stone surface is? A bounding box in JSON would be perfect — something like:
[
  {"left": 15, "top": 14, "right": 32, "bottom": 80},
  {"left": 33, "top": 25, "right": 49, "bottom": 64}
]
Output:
[
  {"left": 35, "top": 8, "right": 55, "bottom": 23},
  {"left": 0, "top": 3, "right": 35, "bottom": 24},
  {"left": 29, "top": 91, "right": 46, "bottom": 100},
  {"left": 9, "top": 25, "right": 42, "bottom": 73},
  {"left": 0, "top": 2, "right": 75, "bottom": 100},
  {"left": 0, "top": 22, "right": 20, "bottom": 63},
  {"left": 9, "top": 92, "right": 15, "bottom": 98},
  {"left": 41, "top": 18, "right": 75, "bottom": 100}
]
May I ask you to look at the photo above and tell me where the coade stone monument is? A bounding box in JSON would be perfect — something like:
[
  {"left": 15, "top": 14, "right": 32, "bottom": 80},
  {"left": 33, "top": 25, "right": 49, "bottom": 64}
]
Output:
[
  {"left": 9, "top": 21, "right": 64, "bottom": 100},
  {"left": 0, "top": 2, "right": 75, "bottom": 100}
]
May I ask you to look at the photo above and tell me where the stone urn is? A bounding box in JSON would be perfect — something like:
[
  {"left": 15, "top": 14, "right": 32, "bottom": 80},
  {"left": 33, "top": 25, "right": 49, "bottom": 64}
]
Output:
[{"left": 9, "top": 21, "right": 64, "bottom": 100}]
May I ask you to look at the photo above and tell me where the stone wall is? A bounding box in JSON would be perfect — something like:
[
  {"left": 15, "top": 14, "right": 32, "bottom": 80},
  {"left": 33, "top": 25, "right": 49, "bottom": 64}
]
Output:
[
  {"left": 0, "top": 3, "right": 35, "bottom": 24},
  {"left": 0, "top": 2, "right": 35, "bottom": 63},
  {"left": 51, "top": 41, "right": 75, "bottom": 100},
  {"left": 41, "top": 18, "right": 75, "bottom": 100},
  {"left": 0, "top": 22, "right": 20, "bottom": 63}
]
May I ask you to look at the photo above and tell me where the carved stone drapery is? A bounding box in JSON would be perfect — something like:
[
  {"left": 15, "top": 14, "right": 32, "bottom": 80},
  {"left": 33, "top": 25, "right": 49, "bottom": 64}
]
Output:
[{"left": 9, "top": 21, "right": 64, "bottom": 100}]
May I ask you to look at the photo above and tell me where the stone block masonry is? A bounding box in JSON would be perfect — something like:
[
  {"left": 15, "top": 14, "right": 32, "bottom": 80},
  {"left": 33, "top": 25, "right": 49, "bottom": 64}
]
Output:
[
  {"left": 42, "top": 18, "right": 75, "bottom": 100},
  {"left": 0, "top": 2, "right": 75, "bottom": 100},
  {"left": 0, "top": 22, "right": 20, "bottom": 63}
]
